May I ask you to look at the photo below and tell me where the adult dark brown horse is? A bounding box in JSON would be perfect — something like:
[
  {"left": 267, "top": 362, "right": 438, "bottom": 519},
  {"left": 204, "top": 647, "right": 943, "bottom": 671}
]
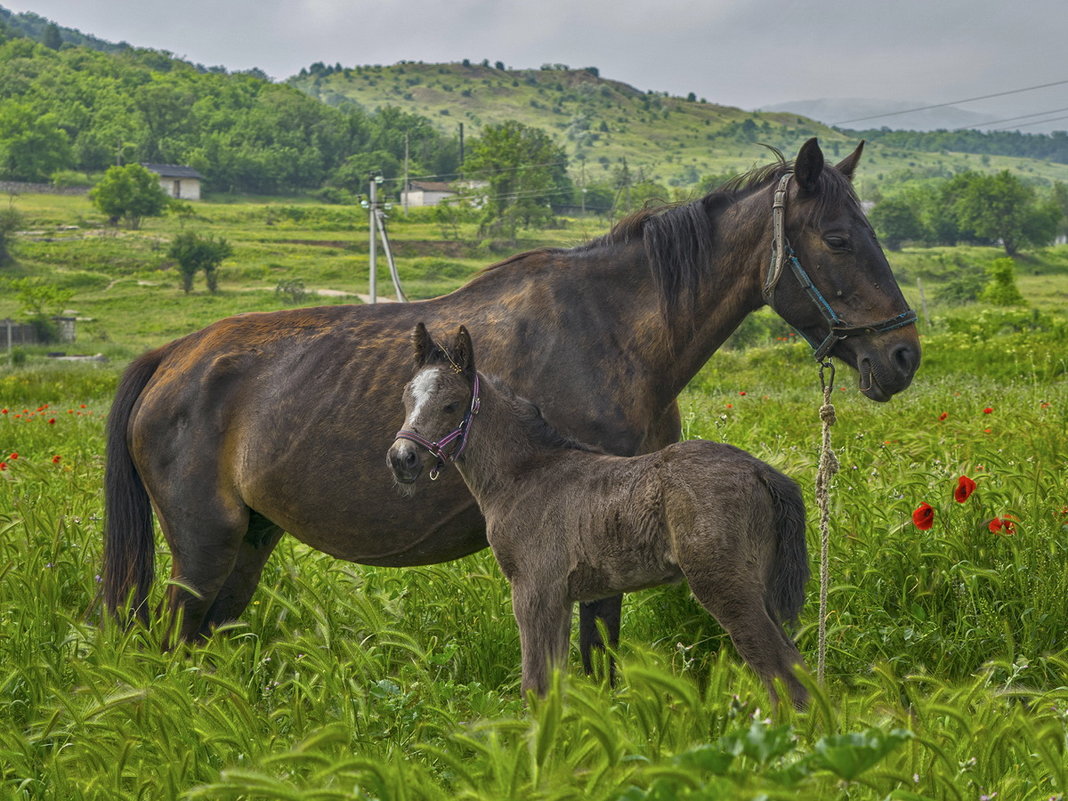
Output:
[{"left": 104, "top": 138, "right": 920, "bottom": 655}]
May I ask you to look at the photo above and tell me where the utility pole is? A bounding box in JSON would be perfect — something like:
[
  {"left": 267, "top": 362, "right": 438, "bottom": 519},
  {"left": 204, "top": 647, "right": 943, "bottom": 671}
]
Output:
[
  {"left": 402, "top": 132, "right": 410, "bottom": 215},
  {"left": 364, "top": 172, "right": 382, "bottom": 303},
  {"left": 458, "top": 122, "right": 465, "bottom": 170},
  {"left": 361, "top": 172, "right": 406, "bottom": 303}
]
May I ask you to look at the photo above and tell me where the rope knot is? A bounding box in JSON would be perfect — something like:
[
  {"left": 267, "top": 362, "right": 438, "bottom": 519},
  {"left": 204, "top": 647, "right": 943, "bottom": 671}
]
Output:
[{"left": 819, "top": 402, "right": 837, "bottom": 425}]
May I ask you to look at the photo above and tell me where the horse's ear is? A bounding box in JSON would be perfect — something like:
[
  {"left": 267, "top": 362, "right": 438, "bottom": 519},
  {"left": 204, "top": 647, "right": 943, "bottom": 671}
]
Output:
[
  {"left": 452, "top": 326, "right": 476, "bottom": 377},
  {"left": 794, "top": 137, "right": 824, "bottom": 195},
  {"left": 413, "top": 322, "right": 433, "bottom": 366},
  {"left": 835, "top": 141, "right": 865, "bottom": 181}
]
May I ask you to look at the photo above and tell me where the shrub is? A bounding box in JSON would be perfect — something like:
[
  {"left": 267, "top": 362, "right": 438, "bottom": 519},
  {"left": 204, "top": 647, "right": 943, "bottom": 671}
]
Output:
[
  {"left": 168, "top": 231, "right": 233, "bottom": 293},
  {"left": 980, "top": 258, "right": 1026, "bottom": 306}
]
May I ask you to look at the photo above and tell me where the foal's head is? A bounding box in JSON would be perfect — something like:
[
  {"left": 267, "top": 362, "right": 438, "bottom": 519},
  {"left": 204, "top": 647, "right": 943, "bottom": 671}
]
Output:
[{"left": 387, "top": 323, "right": 478, "bottom": 490}]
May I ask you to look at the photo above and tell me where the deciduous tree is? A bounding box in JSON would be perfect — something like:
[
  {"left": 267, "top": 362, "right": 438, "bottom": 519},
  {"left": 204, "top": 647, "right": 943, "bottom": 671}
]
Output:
[{"left": 90, "top": 164, "right": 169, "bottom": 229}]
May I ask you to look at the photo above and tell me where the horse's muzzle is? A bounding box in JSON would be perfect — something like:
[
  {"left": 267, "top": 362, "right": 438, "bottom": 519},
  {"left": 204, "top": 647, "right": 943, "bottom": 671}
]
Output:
[{"left": 387, "top": 440, "right": 423, "bottom": 484}]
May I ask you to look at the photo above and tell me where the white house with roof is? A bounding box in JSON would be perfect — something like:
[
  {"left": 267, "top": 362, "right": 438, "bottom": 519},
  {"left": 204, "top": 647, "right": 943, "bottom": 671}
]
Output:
[
  {"left": 400, "top": 180, "right": 456, "bottom": 208},
  {"left": 142, "top": 164, "right": 204, "bottom": 201}
]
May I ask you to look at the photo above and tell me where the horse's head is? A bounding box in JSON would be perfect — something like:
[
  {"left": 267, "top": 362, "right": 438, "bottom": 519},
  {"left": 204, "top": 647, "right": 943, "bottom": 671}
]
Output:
[
  {"left": 765, "top": 138, "right": 920, "bottom": 401},
  {"left": 387, "top": 323, "right": 479, "bottom": 490}
]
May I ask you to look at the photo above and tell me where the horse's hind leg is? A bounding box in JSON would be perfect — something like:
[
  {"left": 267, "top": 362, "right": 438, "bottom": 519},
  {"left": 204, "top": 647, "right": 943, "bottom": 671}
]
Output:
[
  {"left": 688, "top": 579, "right": 808, "bottom": 708},
  {"left": 157, "top": 495, "right": 254, "bottom": 643},
  {"left": 198, "top": 511, "right": 284, "bottom": 636},
  {"left": 579, "top": 595, "right": 621, "bottom": 678}
]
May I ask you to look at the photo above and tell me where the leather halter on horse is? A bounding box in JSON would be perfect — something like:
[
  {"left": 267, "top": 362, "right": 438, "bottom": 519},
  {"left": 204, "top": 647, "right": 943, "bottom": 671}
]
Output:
[
  {"left": 763, "top": 172, "right": 917, "bottom": 362},
  {"left": 395, "top": 372, "right": 481, "bottom": 480}
]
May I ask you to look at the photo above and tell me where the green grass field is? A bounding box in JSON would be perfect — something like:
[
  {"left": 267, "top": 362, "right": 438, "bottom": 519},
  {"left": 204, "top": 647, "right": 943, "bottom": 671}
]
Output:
[{"left": 1, "top": 193, "right": 1066, "bottom": 799}]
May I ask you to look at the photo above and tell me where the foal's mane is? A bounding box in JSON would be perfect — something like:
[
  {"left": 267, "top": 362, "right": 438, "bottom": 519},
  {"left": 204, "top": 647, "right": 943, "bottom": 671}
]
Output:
[{"left": 490, "top": 377, "right": 606, "bottom": 455}]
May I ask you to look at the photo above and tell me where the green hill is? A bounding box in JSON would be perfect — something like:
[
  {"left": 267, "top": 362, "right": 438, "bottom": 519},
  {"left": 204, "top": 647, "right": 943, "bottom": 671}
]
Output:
[{"left": 288, "top": 61, "right": 1068, "bottom": 192}]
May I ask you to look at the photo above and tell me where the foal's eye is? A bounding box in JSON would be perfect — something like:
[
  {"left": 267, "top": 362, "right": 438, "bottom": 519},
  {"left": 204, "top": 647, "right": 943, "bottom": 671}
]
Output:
[
  {"left": 443, "top": 403, "right": 458, "bottom": 415},
  {"left": 824, "top": 235, "right": 850, "bottom": 251}
]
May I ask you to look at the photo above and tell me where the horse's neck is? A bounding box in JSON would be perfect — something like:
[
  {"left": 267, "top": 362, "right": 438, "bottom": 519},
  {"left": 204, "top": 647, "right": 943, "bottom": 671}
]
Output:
[
  {"left": 454, "top": 374, "right": 564, "bottom": 502},
  {"left": 607, "top": 199, "right": 770, "bottom": 401}
]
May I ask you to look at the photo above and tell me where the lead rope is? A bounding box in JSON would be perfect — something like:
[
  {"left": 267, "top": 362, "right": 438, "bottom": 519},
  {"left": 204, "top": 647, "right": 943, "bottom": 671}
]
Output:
[{"left": 815, "top": 360, "right": 839, "bottom": 684}]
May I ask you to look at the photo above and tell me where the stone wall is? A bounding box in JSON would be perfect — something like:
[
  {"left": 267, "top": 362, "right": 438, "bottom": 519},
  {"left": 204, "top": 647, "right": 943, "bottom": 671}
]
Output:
[{"left": 0, "top": 181, "right": 90, "bottom": 196}]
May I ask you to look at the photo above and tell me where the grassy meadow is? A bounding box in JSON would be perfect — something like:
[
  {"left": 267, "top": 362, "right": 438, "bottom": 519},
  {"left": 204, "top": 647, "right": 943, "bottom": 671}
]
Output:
[{"left": 1, "top": 192, "right": 1067, "bottom": 799}]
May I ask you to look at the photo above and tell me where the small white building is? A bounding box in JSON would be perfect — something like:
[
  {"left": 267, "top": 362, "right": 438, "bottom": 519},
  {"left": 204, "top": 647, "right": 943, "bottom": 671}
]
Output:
[
  {"left": 400, "top": 180, "right": 456, "bottom": 208},
  {"left": 142, "top": 164, "right": 204, "bottom": 201}
]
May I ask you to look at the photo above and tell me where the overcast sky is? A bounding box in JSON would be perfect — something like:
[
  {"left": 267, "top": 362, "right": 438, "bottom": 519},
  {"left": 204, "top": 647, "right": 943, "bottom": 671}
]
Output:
[{"left": 5, "top": 0, "right": 1067, "bottom": 128}]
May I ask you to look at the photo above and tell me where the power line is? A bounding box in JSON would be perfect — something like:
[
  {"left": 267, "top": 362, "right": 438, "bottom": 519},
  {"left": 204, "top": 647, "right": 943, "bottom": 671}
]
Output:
[
  {"left": 832, "top": 78, "right": 1068, "bottom": 126},
  {"left": 984, "top": 113, "right": 1068, "bottom": 132},
  {"left": 953, "top": 106, "right": 1068, "bottom": 131}
]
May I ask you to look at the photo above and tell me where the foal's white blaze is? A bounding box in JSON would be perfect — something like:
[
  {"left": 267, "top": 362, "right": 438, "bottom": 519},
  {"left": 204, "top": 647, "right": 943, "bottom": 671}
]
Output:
[{"left": 407, "top": 367, "right": 445, "bottom": 427}]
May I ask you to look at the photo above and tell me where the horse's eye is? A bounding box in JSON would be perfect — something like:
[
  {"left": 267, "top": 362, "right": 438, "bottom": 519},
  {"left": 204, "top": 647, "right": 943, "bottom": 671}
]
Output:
[
  {"left": 824, "top": 235, "right": 850, "bottom": 251},
  {"left": 443, "top": 403, "right": 458, "bottom": 415}
]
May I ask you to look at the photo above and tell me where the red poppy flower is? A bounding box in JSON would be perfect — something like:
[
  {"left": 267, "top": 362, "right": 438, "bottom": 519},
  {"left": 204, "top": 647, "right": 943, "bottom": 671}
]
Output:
[
  {"left": 739, "top": 391, "right": 747, "bottom": 396},
  {"left": 8, "top": 452, "right": 17, "bottom": 460},
  {"left": 52, "top": 455, "right": 62, "bottom": 464},
  {"left": 48, "top": 418, "right": 56, "bottom": 425},
  {"left": 954, "top": 475, "right": 976, "bottom": 503},
  {"left": 989, "top": 516, "right": 1017, "bottom": 535},
  {"left": 1, "top": 408, "right": 7, "bottom": 414},
  {"left": 912, "top": 502, "right": 935, "bottom": 530},
  {"left": 938, "top": 412, "right": 948, "bottom": 421},
  {"left": 0, "top": 462, "right": 6, "bottom": 471},
  {"left": 983, "top": 407, "right": 993, "bottom": 414}
]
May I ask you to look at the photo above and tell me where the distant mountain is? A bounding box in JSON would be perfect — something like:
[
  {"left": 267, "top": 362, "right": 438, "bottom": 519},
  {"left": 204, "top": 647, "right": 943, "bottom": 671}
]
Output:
[{"left": 759, "top": 98, "right": 998, "bottom": 133}]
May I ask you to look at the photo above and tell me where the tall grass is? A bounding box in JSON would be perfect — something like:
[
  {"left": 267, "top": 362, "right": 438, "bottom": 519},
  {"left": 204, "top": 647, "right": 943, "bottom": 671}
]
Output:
[{"left": 1, "top": 310, "right": 1066, "bottom": 799}]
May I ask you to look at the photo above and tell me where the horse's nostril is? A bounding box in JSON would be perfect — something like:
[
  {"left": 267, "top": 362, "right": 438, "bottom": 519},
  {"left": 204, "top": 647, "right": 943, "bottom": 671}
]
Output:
[
  {"left": 404, "top": 449, "right": 418, "bottom": 467},
  {"left": 892, "top": 343, "right": 916, "bottom": 375}
]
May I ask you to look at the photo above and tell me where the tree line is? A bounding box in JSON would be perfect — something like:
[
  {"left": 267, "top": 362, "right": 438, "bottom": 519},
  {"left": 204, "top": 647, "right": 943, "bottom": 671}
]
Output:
[
  {"left": 869, "top": 170, "right": 1067, "bottom": 255},
  {"left": 851, "top": 127, "right": 1068, "bottom": 166},
  {"left": 0, "top": 32, "right": 460, "bottom": 194}
]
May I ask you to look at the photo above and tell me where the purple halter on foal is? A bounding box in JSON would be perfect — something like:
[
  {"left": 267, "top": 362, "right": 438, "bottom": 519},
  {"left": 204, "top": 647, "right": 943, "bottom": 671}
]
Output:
[{"left": 395, "top": 373, "right": 481, "bottom": 480}]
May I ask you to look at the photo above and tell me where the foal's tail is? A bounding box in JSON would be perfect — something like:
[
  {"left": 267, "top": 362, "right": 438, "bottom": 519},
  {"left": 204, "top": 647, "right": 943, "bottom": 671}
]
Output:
[
  {"left": 103, "top": 347, "right": 166, "bottom": 622},
  {"left": 759, "top": 468, "right": 809, "bottom": 626}
]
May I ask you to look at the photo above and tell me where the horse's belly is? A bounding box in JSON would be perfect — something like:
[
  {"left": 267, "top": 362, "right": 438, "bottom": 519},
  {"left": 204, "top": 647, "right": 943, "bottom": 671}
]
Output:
[{"left": 244, "top": 466, "right": 489, "bottom": 567}]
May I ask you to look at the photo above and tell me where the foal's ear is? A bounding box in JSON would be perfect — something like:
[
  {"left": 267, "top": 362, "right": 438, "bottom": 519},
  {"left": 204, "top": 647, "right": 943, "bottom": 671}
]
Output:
[
  {"left": 452, "top": 326, "right": 476, "bottom": 376},
  {"left": 834, "top": 140, "right": 865, "bottom": 182},
  {"left": 413, "top": 322, "right": 434, "bottom": 366},
  {"left": 794, "top": 137, "right": 825, "bottom": 195}
]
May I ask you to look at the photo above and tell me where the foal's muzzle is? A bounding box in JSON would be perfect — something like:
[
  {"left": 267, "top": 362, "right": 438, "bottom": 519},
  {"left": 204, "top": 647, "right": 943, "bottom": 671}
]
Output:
[{"left": 387, "top": 440, "right": 423, "bottom": 484}]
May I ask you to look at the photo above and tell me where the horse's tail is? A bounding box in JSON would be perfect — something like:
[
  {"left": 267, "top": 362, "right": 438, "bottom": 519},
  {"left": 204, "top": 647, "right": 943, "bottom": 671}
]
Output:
[
  {"left": 759, "top": 467, "right": 809, "bottom": 626},
  {"left": 103, "top": 347, "right": 166, "bottom": 622}
]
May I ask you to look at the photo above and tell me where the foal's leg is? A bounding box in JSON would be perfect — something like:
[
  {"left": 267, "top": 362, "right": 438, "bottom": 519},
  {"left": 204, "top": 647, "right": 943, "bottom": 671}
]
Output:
[
  {"left": 512, "top": 581, "right": 571, "bottom": 697},
  {"left": 687, "top": 578, "right": 809, "bottom": 708}
]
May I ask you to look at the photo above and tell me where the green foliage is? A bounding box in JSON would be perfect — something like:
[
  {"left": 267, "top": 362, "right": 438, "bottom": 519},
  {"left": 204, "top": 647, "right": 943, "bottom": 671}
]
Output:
[
  {"left": 274, "top": 278, "right": 307, "bottom": 305},
  {"left": 464, "top": 119, "right": 572, "bottom": 239},
  {"left": 0, "top": 201, "right": 22, "bottom": 266},
  {"left": 168, "top": 230, "right": 233, "bottom": 293},
  {"left": 980, "top": 257, "right": 1027, "bottom": 306},
  {"left": 869, "top": 196, "right": 924, "bottom": 250},
  {"left": 89, "top": 163, "right": 169, "bottom": 229},
  {"left": 0, "top": 100, "right": 71, "bottom": 181}
]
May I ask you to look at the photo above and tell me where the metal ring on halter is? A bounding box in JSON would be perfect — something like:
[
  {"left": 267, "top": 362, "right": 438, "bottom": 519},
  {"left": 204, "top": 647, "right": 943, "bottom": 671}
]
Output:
[{"left": 763, "top": 172, "right": 918, "bottom": 362}]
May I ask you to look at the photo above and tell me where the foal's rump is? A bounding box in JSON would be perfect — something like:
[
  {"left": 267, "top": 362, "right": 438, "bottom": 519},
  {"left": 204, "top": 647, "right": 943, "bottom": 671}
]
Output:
[{"left": 660, "top": 439, "right": 808, "bottom": 625}]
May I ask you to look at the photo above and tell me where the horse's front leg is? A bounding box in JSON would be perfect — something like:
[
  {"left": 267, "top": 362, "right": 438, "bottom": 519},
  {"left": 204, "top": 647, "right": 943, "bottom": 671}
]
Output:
[{"left": 511, "top": 581, "right": 571, "bottom": 697}]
